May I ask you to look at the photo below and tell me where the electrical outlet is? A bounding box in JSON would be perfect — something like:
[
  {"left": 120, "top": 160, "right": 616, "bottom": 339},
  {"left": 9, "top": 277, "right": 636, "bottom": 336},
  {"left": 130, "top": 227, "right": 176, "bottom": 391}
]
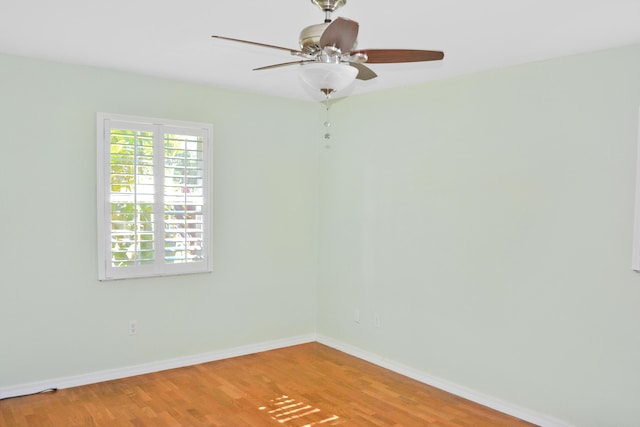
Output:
[
  {"left": 374, "top": 314, "right": 381, "bottom": 328},
  {"left": 129, "top": 320, "right": 138, "bottom": 336}
]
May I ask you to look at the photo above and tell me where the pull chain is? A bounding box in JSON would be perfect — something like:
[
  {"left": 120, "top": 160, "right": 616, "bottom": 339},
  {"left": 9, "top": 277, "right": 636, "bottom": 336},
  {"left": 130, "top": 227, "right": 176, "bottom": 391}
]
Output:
[{"left": 323, "top": 94, "right": 332, "bottom": 148}]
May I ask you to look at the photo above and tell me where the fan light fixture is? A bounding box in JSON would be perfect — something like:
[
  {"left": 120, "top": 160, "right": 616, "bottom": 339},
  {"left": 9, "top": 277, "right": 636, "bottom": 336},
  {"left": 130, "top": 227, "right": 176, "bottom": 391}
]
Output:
[
  {"left": 211, "top": 0, "right": 444, "bottom": 142},
  {"left": 298, "top": 62, "right": 358, "bottom": 96},
  {"left": 298, "top": 62, "right": 357, "bottom": 144}
]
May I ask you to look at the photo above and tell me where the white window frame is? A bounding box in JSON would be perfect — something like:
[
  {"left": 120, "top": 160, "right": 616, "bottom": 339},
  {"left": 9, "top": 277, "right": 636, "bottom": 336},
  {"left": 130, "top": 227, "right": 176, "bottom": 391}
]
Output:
[
  {"left": 97, "top": 113, "right": 213, "bottom": 281},
  {"left": 633, "top": 107, "right": 640, "bottom": 271}
]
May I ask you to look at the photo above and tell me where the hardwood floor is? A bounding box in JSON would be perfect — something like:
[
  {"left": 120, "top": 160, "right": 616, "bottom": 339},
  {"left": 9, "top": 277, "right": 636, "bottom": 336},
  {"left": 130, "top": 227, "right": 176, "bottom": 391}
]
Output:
[{"left": 0, "top": 343, "right": 536, "bottom": 426}]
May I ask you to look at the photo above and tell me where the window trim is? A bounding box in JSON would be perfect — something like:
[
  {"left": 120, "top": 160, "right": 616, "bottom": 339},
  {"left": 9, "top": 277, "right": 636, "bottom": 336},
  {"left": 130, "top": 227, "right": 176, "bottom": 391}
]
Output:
[
  {"left": 97, "top": 112, "right": 213, "bottom": 281},
  {"left": 633, "top": 107, "right": 640, "bottom": 271}
]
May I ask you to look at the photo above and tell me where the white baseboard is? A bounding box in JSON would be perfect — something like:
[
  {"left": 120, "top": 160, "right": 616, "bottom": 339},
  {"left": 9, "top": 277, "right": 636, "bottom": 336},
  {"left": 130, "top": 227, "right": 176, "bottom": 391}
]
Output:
[
  {"left": 316, "top": 334, "right": 573, "bottom": 427},
  {"left": 0, "top": 334, "right": 315, "bottom": 400}
]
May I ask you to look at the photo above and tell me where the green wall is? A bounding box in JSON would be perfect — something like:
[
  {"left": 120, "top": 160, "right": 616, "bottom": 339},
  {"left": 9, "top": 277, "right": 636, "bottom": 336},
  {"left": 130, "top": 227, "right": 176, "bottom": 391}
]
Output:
[
  {"left": 318, "top": 44, "right": 640, "bottom": 426},
  {"left": 2, "top": 44, "right": 640, "bottom": 426},
  {"left": 0, "top": 54, "right": 320, "bottom": 384}
]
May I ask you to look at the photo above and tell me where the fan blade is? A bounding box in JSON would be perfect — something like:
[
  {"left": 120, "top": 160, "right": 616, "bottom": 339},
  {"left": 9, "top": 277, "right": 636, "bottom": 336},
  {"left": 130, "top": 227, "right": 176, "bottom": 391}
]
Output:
[
  {"left": 349, "top": 62, "right": 377, "bottom": 81},
  {"left": 319, "top": 17, "right": 359, "bottom": 52},
  {"left": 350, "top": 49, "right": 444, "bottom": 64},
  {"left": 254, "top": 60, "right": 315, "bottom": 71},
  {"left": 212, "top": 35, "right": 304, "bottom": 55}
]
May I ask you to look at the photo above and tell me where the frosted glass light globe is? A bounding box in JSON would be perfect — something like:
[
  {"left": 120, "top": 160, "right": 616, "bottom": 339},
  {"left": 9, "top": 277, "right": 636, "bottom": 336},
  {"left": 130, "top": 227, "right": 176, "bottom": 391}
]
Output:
[{"left": 299, "top": 63, "right": 358, "bottom": 94}]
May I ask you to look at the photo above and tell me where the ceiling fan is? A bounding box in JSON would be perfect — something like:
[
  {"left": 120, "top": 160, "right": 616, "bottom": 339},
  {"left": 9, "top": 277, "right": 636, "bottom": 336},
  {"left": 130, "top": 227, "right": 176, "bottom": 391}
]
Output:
[{"left": 212, "top": 0, "right": 444, "bottom": 97}]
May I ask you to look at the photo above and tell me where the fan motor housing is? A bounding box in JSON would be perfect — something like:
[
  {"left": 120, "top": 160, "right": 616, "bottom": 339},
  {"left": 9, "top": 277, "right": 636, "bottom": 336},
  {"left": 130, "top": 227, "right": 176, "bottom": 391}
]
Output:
[{"left": 299, "top": 23, "right": 330, "bottom": 52}]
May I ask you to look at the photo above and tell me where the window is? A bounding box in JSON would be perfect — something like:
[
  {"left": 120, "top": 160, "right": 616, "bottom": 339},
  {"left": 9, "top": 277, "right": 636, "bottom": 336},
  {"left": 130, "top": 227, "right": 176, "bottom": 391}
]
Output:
[
  {"left": 97, "top": 113, "right": 213, "bottom": 280},
  {"left": 633, "top": 107, "right": 640, "bottom": 271}
]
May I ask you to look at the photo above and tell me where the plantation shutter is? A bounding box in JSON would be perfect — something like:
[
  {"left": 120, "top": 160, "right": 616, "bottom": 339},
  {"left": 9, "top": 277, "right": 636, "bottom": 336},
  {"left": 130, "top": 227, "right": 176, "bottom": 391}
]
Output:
[
  {"left": 162, "top": 128, "right": 206, "bottom": 265},
  {"left": 97, "top": 114, "right": 212, "bottom": 280}
]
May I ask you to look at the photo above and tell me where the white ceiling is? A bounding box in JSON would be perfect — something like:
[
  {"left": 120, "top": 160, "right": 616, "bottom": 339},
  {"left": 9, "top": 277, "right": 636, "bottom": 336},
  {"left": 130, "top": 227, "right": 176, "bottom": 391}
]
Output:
[{"left": 1, "top": 0, "right": 639, "bottom": 102}]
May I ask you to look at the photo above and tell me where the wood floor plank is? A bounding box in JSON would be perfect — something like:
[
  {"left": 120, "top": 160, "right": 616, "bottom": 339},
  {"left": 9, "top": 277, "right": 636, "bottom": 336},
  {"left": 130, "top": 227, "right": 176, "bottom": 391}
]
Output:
[{"left": 0, "top": 343, "right": 536, "bottom": 426}]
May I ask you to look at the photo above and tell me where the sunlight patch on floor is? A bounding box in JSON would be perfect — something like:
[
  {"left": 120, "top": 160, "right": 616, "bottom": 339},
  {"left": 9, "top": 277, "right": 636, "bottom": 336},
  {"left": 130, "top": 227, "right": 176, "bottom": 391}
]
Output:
[{"left": 259, "top": 394, "right": 341, "bottom": 426}]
